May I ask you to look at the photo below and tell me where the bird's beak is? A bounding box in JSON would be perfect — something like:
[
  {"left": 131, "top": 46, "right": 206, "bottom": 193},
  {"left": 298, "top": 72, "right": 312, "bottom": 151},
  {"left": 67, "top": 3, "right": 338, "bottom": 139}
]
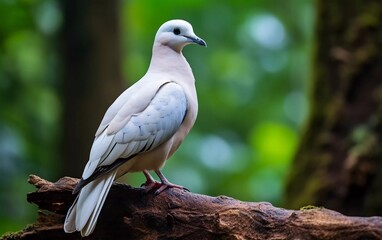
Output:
[{"left": 184, "top": 35, "right": 207, "bottom": 47}]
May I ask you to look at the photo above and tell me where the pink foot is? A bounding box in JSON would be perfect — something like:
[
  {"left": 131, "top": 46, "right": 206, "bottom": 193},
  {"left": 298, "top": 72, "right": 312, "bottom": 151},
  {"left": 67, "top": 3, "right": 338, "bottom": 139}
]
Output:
[
  {"left": 154, "top": 170, "right": 189, "bottom": 195},
  {"left": 140, "top": 170, "right": 161, "bottom": 193},
  {"left": 155, "top": 181, "right": 189, "bottom": 195},
  {"left": 141, "top": 170, "right": 189, "bottom": 194}
]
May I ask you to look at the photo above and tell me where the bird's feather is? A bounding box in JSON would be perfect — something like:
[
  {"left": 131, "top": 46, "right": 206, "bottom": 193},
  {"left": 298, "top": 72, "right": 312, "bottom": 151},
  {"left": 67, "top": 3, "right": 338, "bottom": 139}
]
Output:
[
  {"left": 77, "top": 81, "right": 187, "bottom": 190},
  {"left": 76, "top": 170, "right": 117, "bottom": 236}
]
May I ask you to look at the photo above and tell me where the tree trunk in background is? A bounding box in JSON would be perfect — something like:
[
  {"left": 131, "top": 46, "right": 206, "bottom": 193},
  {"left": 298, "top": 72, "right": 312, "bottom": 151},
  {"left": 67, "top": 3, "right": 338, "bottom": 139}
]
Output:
[
  {"left": 285, "top": 0, "right": 382, "bottom": 216},
  {"left": 60, "top": 0, "right": 124, "bottom": 177}
]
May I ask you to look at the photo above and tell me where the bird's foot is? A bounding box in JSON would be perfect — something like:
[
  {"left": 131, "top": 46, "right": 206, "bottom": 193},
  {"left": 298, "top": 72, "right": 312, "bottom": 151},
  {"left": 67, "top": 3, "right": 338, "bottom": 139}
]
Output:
[
  {"left": 154, "top": 170, "right": 189, "bottom": 195},
  {"left": 141, "top": 170, "right": 189, "bottom": 194},
  {"left": 154, "top": 181, "right": 189, "bottom": 195},
  {"left": 141, "top": 170, "right": 162, "bottom": 193},
  {"left": 141, "top": 180, "right": 162, "bottom": 193}
]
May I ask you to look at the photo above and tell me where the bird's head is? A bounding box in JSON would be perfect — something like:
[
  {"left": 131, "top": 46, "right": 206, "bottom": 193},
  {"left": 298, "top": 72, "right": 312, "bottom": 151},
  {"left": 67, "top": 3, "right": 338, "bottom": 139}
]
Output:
[{"left": 154, "top": 19, "right": 207, "bottom": 52}]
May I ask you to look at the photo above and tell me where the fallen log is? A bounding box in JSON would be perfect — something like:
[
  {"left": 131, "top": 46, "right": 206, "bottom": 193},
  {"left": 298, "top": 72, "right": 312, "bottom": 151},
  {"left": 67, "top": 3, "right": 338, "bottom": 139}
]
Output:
[{"left": 2, "top": 175, "right": 382, "bottom": 240}]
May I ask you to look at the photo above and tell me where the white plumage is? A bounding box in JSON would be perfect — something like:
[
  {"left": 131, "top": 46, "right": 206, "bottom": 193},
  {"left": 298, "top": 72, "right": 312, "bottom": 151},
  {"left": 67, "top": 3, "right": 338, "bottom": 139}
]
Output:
[{"left": 64, "top": 19, "right": 206, "bottom": 236}]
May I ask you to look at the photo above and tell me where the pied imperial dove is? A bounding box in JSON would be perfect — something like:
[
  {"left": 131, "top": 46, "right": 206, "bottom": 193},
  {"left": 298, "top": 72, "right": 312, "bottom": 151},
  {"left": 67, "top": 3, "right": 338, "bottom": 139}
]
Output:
[{"left": 64, "top": 19, "right": 207, "bottom": 237}]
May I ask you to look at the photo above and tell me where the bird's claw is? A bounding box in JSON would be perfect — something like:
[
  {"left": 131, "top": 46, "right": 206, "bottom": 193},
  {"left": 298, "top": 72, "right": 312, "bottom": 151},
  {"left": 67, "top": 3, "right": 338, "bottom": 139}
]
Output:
[
  {"left": 154, "top": 183, "right": 189, "bottom": 195},
  {"left": 140, "top": 180, "right": 162, "bottom": 193},
  {"left": 141, "top": 170, "right": 189, "bottom": 195}
]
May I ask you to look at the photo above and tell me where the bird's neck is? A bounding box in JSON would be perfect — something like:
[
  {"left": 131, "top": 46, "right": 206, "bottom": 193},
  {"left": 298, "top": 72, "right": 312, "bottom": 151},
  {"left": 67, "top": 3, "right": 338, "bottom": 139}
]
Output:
[{"left": 148, "top": 43, "right": 193, "bottom": 78}]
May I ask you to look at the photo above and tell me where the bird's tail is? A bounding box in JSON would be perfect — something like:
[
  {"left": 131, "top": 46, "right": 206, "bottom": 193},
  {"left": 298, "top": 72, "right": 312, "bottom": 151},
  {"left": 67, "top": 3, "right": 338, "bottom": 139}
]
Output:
[{"left": 64, "top": 169, "right": 117, "bottom": 237}]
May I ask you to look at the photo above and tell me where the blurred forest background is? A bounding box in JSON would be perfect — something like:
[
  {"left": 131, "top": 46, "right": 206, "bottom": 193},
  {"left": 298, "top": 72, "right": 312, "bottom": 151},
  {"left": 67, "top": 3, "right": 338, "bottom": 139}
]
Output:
[{"left": 1, "top": 0, "right": 381, "bottom": 235}]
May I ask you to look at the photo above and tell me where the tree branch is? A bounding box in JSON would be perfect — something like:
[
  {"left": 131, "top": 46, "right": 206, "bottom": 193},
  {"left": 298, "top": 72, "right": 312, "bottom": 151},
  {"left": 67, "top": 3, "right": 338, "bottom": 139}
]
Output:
[{"left": 3, "top": 175, "right": 382, "bottom": 239}]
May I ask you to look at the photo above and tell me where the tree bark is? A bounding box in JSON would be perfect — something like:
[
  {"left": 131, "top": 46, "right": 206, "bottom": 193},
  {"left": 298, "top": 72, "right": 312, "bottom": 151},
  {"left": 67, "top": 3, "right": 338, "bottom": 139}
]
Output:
[
  {"left": 2, "top": 175, "right": 382, "bottom": 240},
  {"left": 285, "top": 0, "right": 382, "bottom": 215},
  {"left": 60, "top": 0, "right": 124, "bottom": 177}
]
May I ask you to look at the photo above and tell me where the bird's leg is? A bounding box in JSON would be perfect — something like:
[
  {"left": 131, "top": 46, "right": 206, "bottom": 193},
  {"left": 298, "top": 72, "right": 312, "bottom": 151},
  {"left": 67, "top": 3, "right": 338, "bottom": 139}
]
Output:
[
  {"left": 154, "top": 170, "right": 189, "bottom": 195},
  {"left": 140, "top": 170, "right": 161, "bottom": 193}
]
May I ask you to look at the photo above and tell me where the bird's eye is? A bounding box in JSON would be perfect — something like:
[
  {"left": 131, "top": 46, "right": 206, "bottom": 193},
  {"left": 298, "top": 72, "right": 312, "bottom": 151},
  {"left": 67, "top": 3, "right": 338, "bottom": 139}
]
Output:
[{"left": 173, "top": 28, "right": 181, "bottom": 35}]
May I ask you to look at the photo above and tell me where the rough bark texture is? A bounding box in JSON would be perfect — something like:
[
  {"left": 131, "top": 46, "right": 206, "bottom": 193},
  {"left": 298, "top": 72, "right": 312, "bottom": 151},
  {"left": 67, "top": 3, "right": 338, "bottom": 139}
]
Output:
[
  {"left": 2, "top": 175, "right": 382, "bottom": 240},
  {"left": 60, "top": 0, "right": 124, "bottom": 177},
  {"left": 285, "top": 0, "right": 382, "bottom": 215}
]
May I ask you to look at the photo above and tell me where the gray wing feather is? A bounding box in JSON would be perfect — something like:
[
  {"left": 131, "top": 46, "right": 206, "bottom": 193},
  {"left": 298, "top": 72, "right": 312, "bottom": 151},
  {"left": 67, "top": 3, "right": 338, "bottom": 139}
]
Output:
[
  {"left": 81, "top": 81, "right": 187, "bottom": 180},
  {"left": 95, "top": 77, "right": 170, "bottom": 137}
]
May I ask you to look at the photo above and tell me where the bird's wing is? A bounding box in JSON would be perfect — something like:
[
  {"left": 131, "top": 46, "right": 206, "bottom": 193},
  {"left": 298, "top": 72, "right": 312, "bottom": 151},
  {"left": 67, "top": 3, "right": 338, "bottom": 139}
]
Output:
[
  {"left": 94, "top": 87, "right": 134, "bottom": 137},
  {"left": 95, "top": 78, "right": 164, "bottom": 137},
  {"left": 75, "top": 81, "right": 187, "bottom": 192}
]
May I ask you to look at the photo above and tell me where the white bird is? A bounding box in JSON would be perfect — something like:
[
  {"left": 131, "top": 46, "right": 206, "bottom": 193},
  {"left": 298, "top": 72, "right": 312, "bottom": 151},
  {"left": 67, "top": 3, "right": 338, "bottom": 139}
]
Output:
[{"left": 64, "top": 19, "right": 206, "bottom": 237}]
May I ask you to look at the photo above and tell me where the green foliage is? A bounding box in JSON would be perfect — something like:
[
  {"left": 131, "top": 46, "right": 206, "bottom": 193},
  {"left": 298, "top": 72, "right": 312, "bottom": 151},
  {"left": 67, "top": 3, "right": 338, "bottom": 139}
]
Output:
[
  {"left": 0, "top": 0, "right": 313, "bottom": 235},
  {"left": 0, "top": 0, "right": 60, "bottom": 234}
]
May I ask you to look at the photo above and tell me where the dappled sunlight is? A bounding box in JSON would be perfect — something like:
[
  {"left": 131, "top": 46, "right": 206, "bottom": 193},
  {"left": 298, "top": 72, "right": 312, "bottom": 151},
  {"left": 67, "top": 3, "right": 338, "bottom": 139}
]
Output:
[
  {"left": 250, "top": 121, "right": 298, "bottom": 164},
  {"left": 198, "top": 134, "right": 234, "bottom": 170},
  {"left": 248, "top": 14, "right": 287, "bottom": 50}
]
